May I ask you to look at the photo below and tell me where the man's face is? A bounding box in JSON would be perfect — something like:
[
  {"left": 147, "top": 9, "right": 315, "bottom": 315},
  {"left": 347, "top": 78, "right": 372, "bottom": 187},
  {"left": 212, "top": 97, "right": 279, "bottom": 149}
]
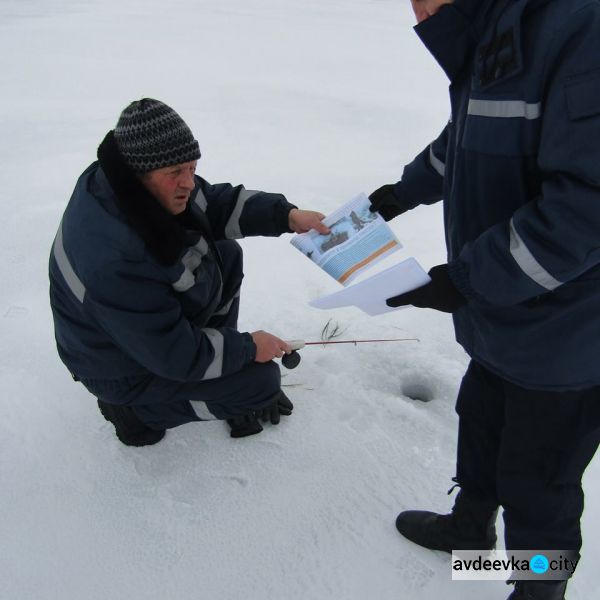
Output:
[
  {"left": 140, "top": 160, "right": 198, "bottom": 215},
  {"left": 410, "top": 0, "right": 454, "bottom": 23}
]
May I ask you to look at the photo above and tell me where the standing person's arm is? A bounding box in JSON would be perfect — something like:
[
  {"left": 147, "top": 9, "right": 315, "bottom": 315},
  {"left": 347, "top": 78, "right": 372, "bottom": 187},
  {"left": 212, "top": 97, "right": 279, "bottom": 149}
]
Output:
[
  {"left": 388, "top": 7, "right": 600, "bottom": 311},
  {"left": 446, "top": 9, "right": 600, "bottom": 307},
  {"left": 369, "top": 124, "right": 449, "bottom": 221}
]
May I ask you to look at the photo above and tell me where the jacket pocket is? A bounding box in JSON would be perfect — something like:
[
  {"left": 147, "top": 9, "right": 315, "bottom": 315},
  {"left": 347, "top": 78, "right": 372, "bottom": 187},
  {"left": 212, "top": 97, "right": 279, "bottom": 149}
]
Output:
[
  {"left": 565, "top": 69, "right": 600, "bottom": 121},
  {"left": 566, "top": 69, "right": 600, "bottom": 121},
  {"left": 462, "top": 97, "right": 541, "bottom": 157}
]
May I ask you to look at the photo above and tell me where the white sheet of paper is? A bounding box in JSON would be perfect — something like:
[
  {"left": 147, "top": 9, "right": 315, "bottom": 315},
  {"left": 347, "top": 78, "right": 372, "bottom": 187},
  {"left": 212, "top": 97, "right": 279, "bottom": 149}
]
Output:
[{"left": 309, "top": 257, "right": 431, "bottom": 316}]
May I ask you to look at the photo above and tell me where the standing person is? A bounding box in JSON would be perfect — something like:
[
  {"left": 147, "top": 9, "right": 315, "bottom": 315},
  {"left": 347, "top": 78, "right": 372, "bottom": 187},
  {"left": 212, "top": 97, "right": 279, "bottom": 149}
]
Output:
[
  {"left": 50, "top": 98, "right": 328, "bottom": 447},
  {"left": 369, "top": 1, "right": 600, "bottom": 598}
]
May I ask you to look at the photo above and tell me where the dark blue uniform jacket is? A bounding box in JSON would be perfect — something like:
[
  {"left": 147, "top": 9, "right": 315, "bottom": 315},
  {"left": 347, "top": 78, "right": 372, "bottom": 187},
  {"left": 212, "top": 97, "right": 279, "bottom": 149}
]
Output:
[
  {"left": 49, "top": 134, "right": 295, "bottom": 384},
  {"left": 395, "top": 0, "right": 600, "bottom": 390}
]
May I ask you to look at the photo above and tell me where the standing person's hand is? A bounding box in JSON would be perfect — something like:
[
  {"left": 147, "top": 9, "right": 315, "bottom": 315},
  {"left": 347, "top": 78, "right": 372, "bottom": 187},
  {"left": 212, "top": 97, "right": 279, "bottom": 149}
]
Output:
[
  {"left": 369, "top": 184, "right": 408, "bottom": 221},
  {"left": 251, "top": 331, "right": 292, "bottom": 362},
  {"left": 386, "top": 264, "right": 466, "bottom": 313},
  {"left": 288, "top": 208, "right": 330, "bottom": 235}
]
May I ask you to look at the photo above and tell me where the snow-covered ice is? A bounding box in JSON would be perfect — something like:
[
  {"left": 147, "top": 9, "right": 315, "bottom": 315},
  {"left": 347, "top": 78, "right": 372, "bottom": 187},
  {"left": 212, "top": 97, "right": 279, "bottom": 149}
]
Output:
[{"left": 1, "top": 1, "right": 598, "bottom": 599}]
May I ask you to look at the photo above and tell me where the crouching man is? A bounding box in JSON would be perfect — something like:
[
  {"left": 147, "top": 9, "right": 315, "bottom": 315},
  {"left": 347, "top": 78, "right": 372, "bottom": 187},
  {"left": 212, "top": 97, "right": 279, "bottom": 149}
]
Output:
[{"left": 49, "top": 98, "right": 328, "bottom": 446}]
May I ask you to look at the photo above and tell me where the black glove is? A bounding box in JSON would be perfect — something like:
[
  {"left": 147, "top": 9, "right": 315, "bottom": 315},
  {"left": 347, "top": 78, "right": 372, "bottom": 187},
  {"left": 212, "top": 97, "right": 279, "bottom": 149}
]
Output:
[
  {"left": 368, "top": 184, "right": 407, "bottom": 222},
  {"left": 256, "top": 391, "right": 294, "bottom": 425},
  {"left": 227, "top": 414, "right": 263, "bottom": 438},
  {"left": 386, "top": 264, "right": 466, "bottom": 313}
]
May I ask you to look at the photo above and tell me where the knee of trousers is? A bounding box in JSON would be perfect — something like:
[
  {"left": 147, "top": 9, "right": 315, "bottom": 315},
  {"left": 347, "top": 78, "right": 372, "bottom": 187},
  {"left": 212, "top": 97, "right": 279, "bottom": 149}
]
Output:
[
  {"left": 455, "top": 361, "right": 504, "bottom": 422},
  {"left": 207, "top": 361, "right": 281, "bottom": 419},
  {"left": 498, "top": 472, "right": 585, "bottom": 534}
]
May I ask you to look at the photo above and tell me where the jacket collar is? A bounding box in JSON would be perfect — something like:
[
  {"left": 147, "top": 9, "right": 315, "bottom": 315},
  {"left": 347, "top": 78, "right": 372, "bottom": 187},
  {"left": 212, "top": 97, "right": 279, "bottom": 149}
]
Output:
[
  {"left": 414, "top": 0, "right": 531, "bottom": 84},
  {"left": 97, "top": 130, "right": 197, "bottom": 266}
]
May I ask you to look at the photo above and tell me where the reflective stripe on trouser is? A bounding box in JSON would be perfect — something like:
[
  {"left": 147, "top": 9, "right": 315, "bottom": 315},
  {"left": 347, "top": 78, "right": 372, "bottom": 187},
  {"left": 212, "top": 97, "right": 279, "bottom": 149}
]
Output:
[
  {"left": 79, "top": 237, "right": 269, "bottom": 430},
  {"left": 83, "top": 361, "right": 282, "bottom": 430},
  {"left": 131, "top": 361, "right": 282, "bottom": 429},
  {"left": 455, "top": 360, "right": 600, "bottom": 553}
]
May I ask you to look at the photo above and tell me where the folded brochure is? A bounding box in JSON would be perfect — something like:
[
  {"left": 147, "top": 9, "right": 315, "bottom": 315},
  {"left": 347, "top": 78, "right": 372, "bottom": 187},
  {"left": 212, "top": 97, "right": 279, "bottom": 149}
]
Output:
[
  {"left": 290, "top": 193, "right": 402, "bottom": 286},
  {"left": 291, "top": 193, "right": 430, "bottom": 315}
]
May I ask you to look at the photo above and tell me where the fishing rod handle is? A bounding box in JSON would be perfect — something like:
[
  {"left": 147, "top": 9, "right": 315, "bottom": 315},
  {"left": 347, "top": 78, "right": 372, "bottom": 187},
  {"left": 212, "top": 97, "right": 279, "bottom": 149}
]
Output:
[{"left": 286, "top": 340, "right": 306, "bottom": 351}]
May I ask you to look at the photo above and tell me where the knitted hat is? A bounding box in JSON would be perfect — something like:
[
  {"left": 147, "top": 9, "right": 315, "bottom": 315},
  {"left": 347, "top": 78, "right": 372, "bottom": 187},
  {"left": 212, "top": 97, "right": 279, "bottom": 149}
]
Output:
[{"left": 114, "top": 98, "right": 201, "bottom": 173}]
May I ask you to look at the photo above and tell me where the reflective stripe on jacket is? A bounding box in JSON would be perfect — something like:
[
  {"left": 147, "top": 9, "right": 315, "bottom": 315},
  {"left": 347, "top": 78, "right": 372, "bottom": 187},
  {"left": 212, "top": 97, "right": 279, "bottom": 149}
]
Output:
[
  {"left": 49, "top": 163, "right": 294, "bottom": 382},
  {"left": 395, "top": 0, "right": 600, "bottom": 390}
]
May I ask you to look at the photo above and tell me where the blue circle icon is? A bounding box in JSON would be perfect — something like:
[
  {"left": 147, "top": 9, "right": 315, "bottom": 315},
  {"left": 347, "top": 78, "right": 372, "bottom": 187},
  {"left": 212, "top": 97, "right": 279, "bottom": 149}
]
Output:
[{"left": 530, "top": 554, "right": 549, "bottom": 574}]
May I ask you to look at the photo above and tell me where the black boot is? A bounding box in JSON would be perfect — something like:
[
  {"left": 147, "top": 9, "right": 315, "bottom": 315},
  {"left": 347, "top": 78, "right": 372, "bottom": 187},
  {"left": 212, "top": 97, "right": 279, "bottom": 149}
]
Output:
[
  {"left": 395, "top": 489, "right": 498, "bottom": 552},
  {"left": 507, "top": 580, "right": 567, "bottom": 600},
  {"left": 97, "top": 400, "right": 166, "bottom": 447}
]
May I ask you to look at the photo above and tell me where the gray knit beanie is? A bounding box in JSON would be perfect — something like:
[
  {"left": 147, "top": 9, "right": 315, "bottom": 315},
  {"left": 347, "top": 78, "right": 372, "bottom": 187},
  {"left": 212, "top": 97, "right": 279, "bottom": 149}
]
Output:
[{"left": 114, "top": 98, "right": 201, "bottom": 173}]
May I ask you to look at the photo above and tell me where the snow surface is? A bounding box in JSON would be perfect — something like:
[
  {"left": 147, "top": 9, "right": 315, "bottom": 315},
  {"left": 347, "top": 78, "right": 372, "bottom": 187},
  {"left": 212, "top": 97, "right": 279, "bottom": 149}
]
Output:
[{"left": 1, "top": 1, "right": 598, "bottom": 599}]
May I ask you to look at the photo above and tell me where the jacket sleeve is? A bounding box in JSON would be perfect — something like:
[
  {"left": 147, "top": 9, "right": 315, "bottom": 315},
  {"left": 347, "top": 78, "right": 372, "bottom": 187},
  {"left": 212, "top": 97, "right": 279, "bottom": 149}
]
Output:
[
  {"left": 194, "top": 177, "right": 297, "bottom": 240},
  {"left": 392, "top": 124, "right": 449, "bottom": 212},
  {"left": 85, "top": 261, "right": 256, "bottom": 382},
  {"left": 448, "top": 8, "right": 600, "bottom": 306}
]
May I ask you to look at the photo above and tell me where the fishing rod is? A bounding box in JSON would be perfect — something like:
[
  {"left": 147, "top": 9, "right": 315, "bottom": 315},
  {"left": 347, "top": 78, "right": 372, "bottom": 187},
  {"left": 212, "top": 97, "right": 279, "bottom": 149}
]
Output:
[{"left": 281, "top": 337, "right": 419, "bottom": 369}]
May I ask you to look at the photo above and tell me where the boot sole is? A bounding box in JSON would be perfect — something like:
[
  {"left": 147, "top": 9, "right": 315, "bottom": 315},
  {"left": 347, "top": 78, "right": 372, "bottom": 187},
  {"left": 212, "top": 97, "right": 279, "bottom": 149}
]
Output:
[{"left": 115, "top": 428, "right": 166, "bottom": 447}]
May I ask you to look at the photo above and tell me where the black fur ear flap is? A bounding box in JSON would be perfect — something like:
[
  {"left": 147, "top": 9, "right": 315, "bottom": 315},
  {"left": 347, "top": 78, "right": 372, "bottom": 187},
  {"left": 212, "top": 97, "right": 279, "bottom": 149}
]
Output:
[{"left": 97, "top": 131, "right": 186, "bottom": 266}]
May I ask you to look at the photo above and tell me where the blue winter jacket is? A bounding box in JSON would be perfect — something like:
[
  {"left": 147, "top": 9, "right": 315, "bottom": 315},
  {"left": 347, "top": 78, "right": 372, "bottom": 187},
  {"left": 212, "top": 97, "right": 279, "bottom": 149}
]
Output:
[
  {"left": 49, "top": 139, "right": 295, "bottom": 384},
  {"left": 394, "top": 0, "right": 600, "bottom": 390}
]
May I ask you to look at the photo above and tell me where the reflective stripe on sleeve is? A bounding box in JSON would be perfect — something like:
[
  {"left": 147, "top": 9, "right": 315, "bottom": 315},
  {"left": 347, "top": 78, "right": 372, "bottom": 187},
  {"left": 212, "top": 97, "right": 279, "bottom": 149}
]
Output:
[
  {"left": 509, "top": 218, "right": 562, "bottom": 291},
  {"left": 212, "top": 297, "right": 234, "bottom": 317},
  {"left": 212, "top": 289, "right": 240, "bottom": 317},
  {"left": 172, "top": 238, "right": 210, "bottom": 292},
  {"left": 192, "top": 187, "right": 208, "bottom": 212},
  {"left": 468, "top": 99, "right": 542, "bottom": 120},
  {"left": 224, "top": 188, "right": 258, "bottom": 239},
  {"left": 201, "top": 328, "right": 224, "bottom": 380},
  {"left": 429, "top": 144, "right": 446, "bottom": 177},
  {"left": 53, "top": 220, "right": 86, "bottom": 303}
]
